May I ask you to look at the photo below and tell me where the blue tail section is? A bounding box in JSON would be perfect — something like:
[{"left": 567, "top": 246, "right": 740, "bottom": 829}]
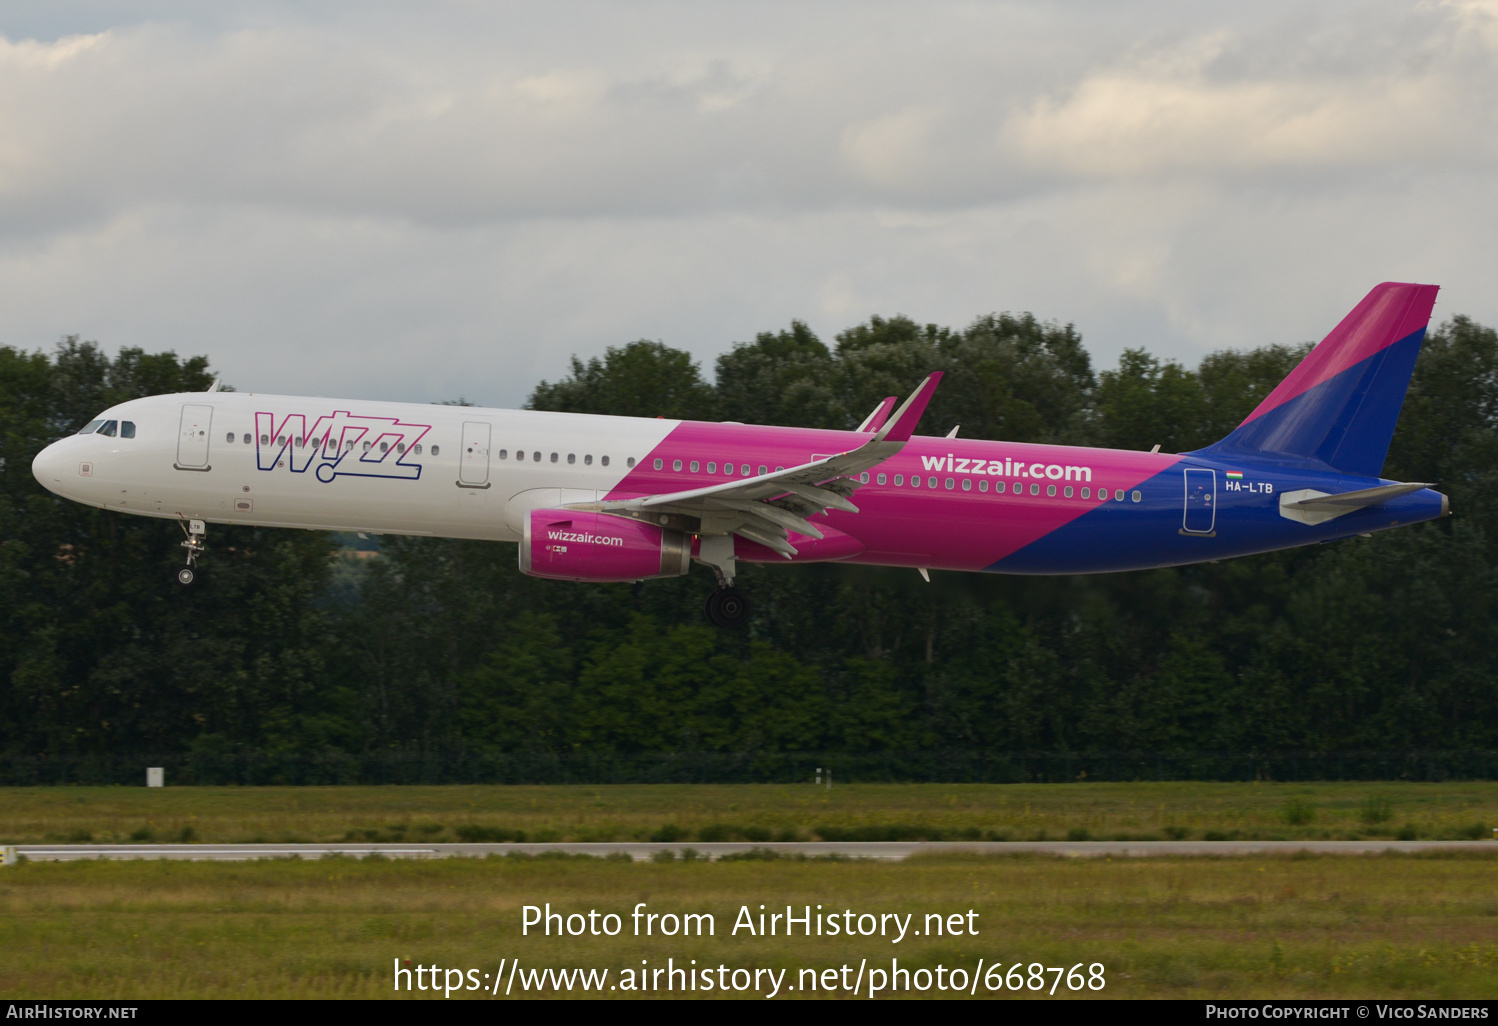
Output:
[{"left": 1193, "top": 283, "right": 1439, "bottom": 476}]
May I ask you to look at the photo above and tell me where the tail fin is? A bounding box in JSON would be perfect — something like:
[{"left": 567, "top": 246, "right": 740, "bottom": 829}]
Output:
[{"left": 1195, "top": 282, "right": 1439, "bottom": 477}]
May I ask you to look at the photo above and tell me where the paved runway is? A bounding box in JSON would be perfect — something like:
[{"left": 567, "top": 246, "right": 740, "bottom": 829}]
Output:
[{"left": 8, "top": 839, "right": 1494, "bottom": 862}]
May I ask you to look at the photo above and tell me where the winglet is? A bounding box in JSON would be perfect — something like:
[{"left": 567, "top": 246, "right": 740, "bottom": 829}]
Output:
[
  {"left": 876, "top": 372, "right": 943, "bottom": 443},
  {"left": 857, "top": 396, "right": 899, "bottom": 433}
]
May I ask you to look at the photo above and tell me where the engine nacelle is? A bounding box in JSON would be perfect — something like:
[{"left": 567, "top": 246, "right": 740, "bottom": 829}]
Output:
[{"left": 520, "top": 509, "right": 691, "bottom": 582}]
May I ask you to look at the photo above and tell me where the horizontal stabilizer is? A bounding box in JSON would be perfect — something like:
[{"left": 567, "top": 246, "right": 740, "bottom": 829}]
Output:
[{"left": 1279, "top": 481, "right": 1433, "bottom": 525}]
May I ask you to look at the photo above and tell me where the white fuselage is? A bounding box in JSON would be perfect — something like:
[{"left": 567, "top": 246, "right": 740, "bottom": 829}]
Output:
[{"left": 30, "top": 391, "right": 676, "bottom": 542}]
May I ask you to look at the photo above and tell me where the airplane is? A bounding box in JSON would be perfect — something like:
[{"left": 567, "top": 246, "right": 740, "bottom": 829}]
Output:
[{"left": 31, "top": 282, "right": 1448, "bottom": 628}]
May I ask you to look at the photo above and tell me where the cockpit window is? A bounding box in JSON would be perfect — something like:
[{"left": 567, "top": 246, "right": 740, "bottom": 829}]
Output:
[
  {"left": 77, "top": 420, "right": 103, "bottom": 435},
  {"left": 97, "top": 420, "right": 118, "bottom": 437},
  {"left": 121, "top": 421, "right": 135, "bottom": 439}
]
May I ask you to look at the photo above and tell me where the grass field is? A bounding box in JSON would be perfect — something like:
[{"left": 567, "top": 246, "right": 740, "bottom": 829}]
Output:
[
  {"left": 2, "top": 782, "right": 1494, "bottom": 845},
  {"left": 2, "top": 851, "right": 1496, "bottom": 999}
]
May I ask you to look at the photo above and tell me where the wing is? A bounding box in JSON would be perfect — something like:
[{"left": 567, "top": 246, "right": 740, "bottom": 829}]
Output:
[{"left": 565, "top": 373, "right": 943, "bottom": 557}]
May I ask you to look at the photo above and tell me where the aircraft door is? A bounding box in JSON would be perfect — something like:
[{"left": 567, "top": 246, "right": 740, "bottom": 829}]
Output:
[
  {"left": 176, "top": 403, "right": 213, "bottom": 469},
  {"left": 459, "top": 421, "right": 491, "bottom": 486},
  {"left": 1182, "top": 468, "right": 1216, "bottom": 534}
]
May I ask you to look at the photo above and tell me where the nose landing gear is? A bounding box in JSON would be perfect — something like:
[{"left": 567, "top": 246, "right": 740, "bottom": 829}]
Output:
[{"left": 176, "top": 518, "right": 206, "bottom": 586}]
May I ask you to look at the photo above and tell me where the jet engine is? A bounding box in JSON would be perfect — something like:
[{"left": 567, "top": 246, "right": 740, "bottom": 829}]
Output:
[{"left": 520, "top": 509, "right": 691, "bottom": 582}]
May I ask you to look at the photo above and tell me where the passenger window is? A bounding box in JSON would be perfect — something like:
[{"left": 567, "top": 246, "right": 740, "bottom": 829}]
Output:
[
  {"left": 380, "top": 442, "right": 389, "bottom": 453},
  {"left": 397, "top": 443, "right": 406, "bottom": 454},
  {"left": 1132, "top": 490, "right": 1142, "bottom": 502},
  {"left": 877, "top": 473, "right": 886, "bottom": 485},
  {"left": 431, "top": 445, "right": 440, "bottom": 456},
  {"left": 724, "top": 463, "right": 734, "bottom": 476},
  {"left": 928, "top": 477, "right": 937, "bottom": 488},
  {"left": 1064, "top": 486, "right": 1073, "bottom": 498},
  {"left": 689, "top": 460, "right": 699, "bottom": 473},
  {"left": 673, "top": 459, "right": 683, "bottom": 471},
  {"left": 945, "top": 477, "right": 954, "bottom": 490},
  {"left": 495, "top": 448, "right": 505, "bottom": 460},
  {"left": 261, "top": 434, "right": 269, "bottom": 445},
  {"left": 962, "top": 479, "right": 971, "bottom": 491},
  {"left": 98, "top": 421, "right": 118, "bottom": 437},
  {"left": 533, "top": 451, "right": 542, "bottom": 462},
  {"left": 741, "top": 464, "right": 750, "bottom": 476},
  {"left": 758, "top": 465, "right": 767, "bottom": 476},
  {"left": 1081, "top": 487, "right": 1090, "bottom": 499},
  {"left": 584, "top": 454, "right": 592, "bottom": 465},
  {"left": 707, "top": 462, "right": 716, "bottom": 473},
  {"left": 893, "top": 474, "right": 903, "bottom": 485},
  {"left": 363, "top": 442, "right": 371, "bottom": 452},
  {"left": 567, "top": 453, "right": 575, "bottom": 464},
  {"left": 1047, "top": 484, "right": 1057, "bottom": 497},
  {"left": 416, "top": 444, "right": 423, "bottom": 455},
  {"left": 654, "top": 458, "right": 664, "bottom": 470},
  {"left": 243, "top": 433, "right": 250, "bottom": 445},
  {"left": 912, "top": 476, "right": 920, "bottom": 488},
  {"left": 226, "top": 432, "right": 234, "bottom": 443},
  {"left": 995, "top": 481, "right": 1006, "bottom": 493},
  {"left": 1030, "top": 483, "right": 1040, "bottom": 496},
  {"left": 978, "top": 480, "right": 988, "bottom": 492},
  {"left": 121, "top": 422, "right": 135, "bottom": 439},
  {"left": 297, "top": 436, "right": 304, "bottom": 446},
  {"left": 860, "top": 472, "right": 869, "bottom": 483},
  {"left": 1115, "top": 490, "right": 1124, "bottom": 502},
  {"left": 77, "top": 420, "right": 103, "bottom": 435},
  {"left": 277, "top": 436, "right": 286, "bottom": 446}
]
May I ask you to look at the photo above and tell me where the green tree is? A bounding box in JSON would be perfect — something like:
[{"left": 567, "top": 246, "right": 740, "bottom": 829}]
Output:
[{"left": 528, "top": 340, "right": 715, "bottom": 420}]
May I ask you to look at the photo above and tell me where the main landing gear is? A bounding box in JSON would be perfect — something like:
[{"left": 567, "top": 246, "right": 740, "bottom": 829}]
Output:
[
  {"left": 705, "top": 587, "right": 751, "bottom": 629},
  {"left": 698, "top": 533, "right": 750, "bottom": 629},
  {"left": 176, "top": 518, "right": 206, "bottom": 586}
]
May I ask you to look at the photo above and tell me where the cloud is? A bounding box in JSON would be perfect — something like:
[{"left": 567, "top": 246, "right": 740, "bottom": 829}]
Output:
[{"left": 0, "top": 2, "right": 1494, "bottom": 410}]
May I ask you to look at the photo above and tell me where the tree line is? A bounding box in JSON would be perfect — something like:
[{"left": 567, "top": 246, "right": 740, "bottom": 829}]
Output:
[{"left": 3, "top": 310, "right": 1497, "bottom": 779}]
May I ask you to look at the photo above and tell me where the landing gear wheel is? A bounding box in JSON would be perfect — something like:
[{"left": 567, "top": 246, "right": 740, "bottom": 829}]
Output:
[
  {"left": 175, "top": 565, "right": 197, "bottom": 586},
  {"left": 705, "top": 587, "right": 751, "bottom": 629}
]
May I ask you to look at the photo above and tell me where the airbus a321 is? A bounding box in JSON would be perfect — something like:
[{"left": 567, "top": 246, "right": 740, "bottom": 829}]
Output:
[{"left": 31, "top": 282, "right": 1449, "bottom": 627}]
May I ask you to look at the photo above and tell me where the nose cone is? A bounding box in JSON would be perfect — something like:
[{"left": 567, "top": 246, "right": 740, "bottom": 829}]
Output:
[{"left": 31, "top": 440, "right": 70, "bottom": 495}]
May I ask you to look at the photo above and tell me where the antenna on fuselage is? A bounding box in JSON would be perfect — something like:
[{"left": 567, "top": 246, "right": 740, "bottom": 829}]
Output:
[{"left": 207, "top": 377, "right": 222, "bottom": 393}]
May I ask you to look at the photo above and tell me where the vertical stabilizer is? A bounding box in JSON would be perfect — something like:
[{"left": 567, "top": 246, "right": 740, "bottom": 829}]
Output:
[{"left": 1195, "top": 282, "right": 1439, "bottom": 476}]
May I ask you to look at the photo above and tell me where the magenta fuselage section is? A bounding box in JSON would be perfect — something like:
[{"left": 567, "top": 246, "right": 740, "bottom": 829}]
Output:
[
  {"left": 605, "top": 422, "right": 1176, "bottom": 572},
  {"left": 603, "top": 419, "right": 1447, "bottom": 575}
]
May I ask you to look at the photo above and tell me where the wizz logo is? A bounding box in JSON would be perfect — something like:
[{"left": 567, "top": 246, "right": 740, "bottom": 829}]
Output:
[{"left": 255, "top": 411, "right": 432, "bottom": 483}]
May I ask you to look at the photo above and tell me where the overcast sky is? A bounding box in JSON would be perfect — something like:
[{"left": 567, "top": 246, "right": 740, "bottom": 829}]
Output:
[{"left": 1, "top": 1, "right": 1494, "bottom": 409}]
